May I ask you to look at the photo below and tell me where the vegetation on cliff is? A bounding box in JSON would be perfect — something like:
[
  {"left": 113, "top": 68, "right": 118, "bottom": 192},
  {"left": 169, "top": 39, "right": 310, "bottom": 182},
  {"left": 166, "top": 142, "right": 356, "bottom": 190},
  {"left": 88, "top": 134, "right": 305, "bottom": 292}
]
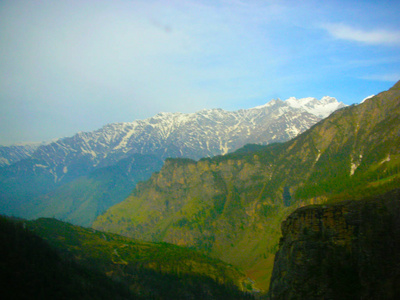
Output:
[{"left": 93, "top": 81, "right": 400, "bottom": 291}]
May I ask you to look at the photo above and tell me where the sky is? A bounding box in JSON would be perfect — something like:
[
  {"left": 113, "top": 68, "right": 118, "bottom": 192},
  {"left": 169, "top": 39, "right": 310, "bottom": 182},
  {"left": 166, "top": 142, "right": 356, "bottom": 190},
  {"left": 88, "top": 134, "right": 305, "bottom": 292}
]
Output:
[{"left": 1, "top": 0, "right": 399, "bottom": 145}]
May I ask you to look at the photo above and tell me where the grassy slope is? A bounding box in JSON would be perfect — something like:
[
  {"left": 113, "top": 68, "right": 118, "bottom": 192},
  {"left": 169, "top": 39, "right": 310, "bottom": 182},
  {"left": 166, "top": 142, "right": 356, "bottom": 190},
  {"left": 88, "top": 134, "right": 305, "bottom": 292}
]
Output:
[{"left": 2, "top": 215, "right": 256, "bottom": 299}]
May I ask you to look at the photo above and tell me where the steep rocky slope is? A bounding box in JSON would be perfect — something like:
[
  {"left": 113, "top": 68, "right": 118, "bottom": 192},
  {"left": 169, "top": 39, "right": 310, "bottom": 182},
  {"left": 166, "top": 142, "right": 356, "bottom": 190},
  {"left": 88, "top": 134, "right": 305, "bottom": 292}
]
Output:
[
  {"left": 269, "top": 189, "right": 400, "bottom": 299},
  {"left": 93, "top": 81, "right": 400, "bottom": 290}
]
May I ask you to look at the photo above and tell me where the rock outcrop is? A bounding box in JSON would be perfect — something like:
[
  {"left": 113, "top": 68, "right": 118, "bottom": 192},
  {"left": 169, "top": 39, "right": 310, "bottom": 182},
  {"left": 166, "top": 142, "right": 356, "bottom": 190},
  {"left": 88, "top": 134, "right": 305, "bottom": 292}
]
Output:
[{"left": 269, "top": 189, "right": 400, "bottom": 299}]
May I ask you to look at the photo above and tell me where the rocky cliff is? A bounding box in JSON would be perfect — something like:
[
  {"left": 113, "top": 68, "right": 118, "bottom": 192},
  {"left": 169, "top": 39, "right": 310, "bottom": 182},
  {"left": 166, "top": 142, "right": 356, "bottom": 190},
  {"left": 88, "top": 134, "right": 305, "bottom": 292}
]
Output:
[{"left": 269, "top": 188, "right": 400, "bottom": 299}]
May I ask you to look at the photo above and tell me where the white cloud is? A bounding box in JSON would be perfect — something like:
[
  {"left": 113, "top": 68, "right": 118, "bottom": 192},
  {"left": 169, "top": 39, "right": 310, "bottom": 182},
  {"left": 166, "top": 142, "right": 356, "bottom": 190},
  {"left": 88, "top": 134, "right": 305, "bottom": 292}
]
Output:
[
  {"left": 323, "top": 23, "right": 400, "bottom": 46},
  {"left": 361, "top": 73, "right": 400, "bottom": 82}
]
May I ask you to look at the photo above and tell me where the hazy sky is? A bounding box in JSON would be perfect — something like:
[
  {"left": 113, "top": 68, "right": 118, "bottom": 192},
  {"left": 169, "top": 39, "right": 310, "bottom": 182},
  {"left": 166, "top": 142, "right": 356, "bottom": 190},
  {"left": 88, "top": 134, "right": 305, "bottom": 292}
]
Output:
[{"left": 1, "top": 0, "right": 399, "bottom": 145}]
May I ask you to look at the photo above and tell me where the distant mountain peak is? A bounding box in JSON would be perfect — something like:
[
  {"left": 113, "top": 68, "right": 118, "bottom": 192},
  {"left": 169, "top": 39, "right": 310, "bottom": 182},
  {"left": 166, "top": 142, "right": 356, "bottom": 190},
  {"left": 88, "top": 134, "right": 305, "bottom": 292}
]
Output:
[
  {"left": 321, "top": 96, "right": 338, "bottom": 104},
  {"left": 284, "top": 96, "right": 346, "bottom": 118},
  {"left": 253, "top": 98, "right": 284, "bottom": 109}
]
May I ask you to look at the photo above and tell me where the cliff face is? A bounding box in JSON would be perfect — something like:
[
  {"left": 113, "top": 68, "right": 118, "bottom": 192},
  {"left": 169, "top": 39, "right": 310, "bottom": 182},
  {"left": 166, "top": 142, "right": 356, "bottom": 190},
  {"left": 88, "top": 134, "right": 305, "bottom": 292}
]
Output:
[{"left": 269, "top": 189, "right": 400, "bottom": 299}]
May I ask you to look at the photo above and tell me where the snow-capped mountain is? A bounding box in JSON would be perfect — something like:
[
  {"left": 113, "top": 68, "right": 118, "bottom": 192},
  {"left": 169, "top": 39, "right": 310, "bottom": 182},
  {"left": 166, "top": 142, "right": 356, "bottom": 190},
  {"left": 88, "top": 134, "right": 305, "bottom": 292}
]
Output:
[
  {"left": 24, "top": 97, "right": 344, "bottom": 181},
  {"left": 1, "top": 97, "right": 346, "bottom": 178},
  {"left": 284, "top": 96, "right": 344, "bottom": 118}
]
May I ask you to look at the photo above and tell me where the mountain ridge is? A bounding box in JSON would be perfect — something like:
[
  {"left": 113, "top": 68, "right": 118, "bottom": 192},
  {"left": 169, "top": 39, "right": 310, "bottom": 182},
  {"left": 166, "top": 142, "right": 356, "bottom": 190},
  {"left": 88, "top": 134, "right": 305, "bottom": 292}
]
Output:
[
  {"left": 0, "top": 96, "right": 345, "bottom": 166},
  {"left": 0, "top": 143, "right": 42, "bottom": 167}
]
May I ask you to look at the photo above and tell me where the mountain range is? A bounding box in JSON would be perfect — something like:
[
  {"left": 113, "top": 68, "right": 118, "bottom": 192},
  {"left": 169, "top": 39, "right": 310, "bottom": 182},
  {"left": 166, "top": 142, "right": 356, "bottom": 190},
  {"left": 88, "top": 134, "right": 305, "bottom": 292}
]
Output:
[
  {"left": 93, "top": 81, "right": 400, "bottom": 291},
  {"left": 0, "top": 96, "right": 344, "bottom": 166},
  {"left": 0, "top": 96, "right": 345, "bottom": 226}
]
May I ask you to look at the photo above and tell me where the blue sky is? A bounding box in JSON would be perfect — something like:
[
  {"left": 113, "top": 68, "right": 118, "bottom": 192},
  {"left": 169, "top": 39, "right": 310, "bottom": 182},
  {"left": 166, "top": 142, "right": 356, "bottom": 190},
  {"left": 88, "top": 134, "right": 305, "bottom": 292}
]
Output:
[{"left": 0, "top": 0, "right": 399, "bottom": 145}]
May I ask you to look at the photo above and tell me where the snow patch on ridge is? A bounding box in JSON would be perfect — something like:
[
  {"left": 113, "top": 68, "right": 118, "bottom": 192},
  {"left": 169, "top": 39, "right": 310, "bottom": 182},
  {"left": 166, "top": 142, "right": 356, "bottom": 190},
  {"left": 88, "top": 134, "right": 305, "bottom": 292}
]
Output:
[
  {"left": 113, "top": 123, "right": 139, "bottom": 151},
  {"left": 315, "top": 151, "right": 321, "bottom": 163},
  {"left": 361, "top": 95, "right": 375, "bottom": 103},
  {"left": 256, "top": 96, "right": 346, "bottom": 119},
  {"left": 380, "top": 155, "right": 391, "bottom": 164},
  {"left": 285, "top": 96, "right": 346, "bottom": 118}
]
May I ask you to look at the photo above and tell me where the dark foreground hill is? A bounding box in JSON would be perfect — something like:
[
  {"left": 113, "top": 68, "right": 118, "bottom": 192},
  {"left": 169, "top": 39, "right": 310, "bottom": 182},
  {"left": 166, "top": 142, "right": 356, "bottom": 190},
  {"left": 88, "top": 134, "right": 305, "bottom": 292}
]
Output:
[
  {"left": 1, "top": 216, "right": 254, "bottom": 299},
  {"left": 1, "top": 216, "right": 133, "bottom": 299},
  {"left": 93, "top": 81, "right": 400, "bottom": 290}
]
